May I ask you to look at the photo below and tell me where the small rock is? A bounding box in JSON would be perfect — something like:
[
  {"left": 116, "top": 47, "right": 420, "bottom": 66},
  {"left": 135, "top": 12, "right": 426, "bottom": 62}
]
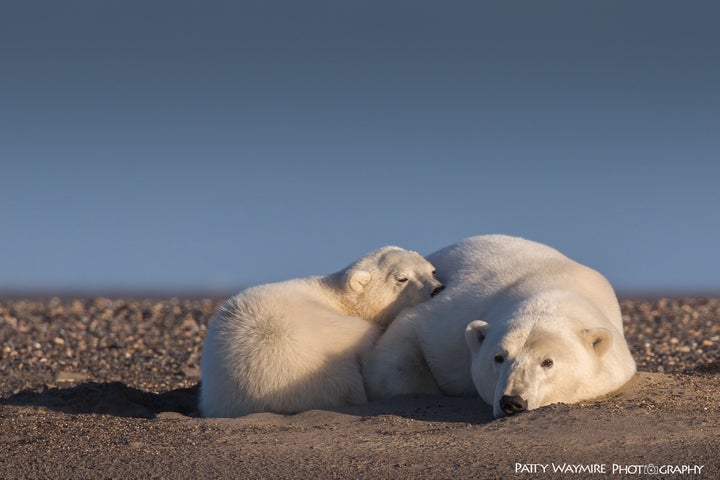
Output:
[
  {"left": 55, "top": 371, "right": 89, "bottom": 383},
  {"left": 156, "top": 412, "right": 188, "bottom": 420}
]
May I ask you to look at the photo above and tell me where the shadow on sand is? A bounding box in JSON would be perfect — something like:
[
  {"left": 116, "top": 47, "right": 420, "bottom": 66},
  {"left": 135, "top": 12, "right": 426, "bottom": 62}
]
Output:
[
  {"left": 1, "top": 382, "right": 200, "bottom": 419},
  {"left": 0, "top": 381, "right": 495, "bottom": 424},
  {"left": 8, "top": 364, "right": 718, "bottom": 423}
]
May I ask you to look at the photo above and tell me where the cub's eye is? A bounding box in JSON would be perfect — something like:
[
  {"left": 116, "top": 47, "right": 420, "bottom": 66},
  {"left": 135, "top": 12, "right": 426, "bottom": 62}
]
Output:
[
  {"left": 431, "top": 269, "right": 436, "bottom": 275},
  {"left": 541, "top": 359, "right": 554, "bottom": 369},
  {"left": 396, "top": 276, "right": 408, "bottom": 283},
  {"left": 494, "top": 354, "right": 505, "bottom": 364}
]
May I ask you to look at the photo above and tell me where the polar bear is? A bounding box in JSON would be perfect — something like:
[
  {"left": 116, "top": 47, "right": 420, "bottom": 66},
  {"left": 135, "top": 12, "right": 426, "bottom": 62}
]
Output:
[
  {"left": 364, "top": 235, "right": 636, "bottom": 417},
  {"left": 199, "top": 246, "right": 444, "bottom": 417}
]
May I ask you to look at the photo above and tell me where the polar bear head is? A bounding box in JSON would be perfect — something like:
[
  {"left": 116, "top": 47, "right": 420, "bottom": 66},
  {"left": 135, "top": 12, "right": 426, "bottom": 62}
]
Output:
[
  {"left": 465, "top": 318, "right": 614, "bottom": 418},
  {"left": 338, "top": 246, "right": 444, "bottom": 327}
]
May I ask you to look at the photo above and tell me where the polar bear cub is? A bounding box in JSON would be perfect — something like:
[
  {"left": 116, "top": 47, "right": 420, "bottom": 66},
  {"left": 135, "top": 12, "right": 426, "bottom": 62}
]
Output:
[
  {"left": 199, "top": 246, "right": 443, "bottom": 417},
  {"left": 364, "top": 235, "right": 636, "bottom": 417}
]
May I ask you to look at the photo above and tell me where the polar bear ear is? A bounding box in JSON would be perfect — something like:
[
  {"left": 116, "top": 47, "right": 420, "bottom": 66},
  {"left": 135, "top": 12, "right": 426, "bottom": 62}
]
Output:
[
  {"left": 465, "top": 320, "right": 489, "bottom": 352},
  {"left": 348, "top": 270, "right": 372, "bottom": 293},
  {"left": 580, "top": 328, "right": 613, "bottom": 356}
]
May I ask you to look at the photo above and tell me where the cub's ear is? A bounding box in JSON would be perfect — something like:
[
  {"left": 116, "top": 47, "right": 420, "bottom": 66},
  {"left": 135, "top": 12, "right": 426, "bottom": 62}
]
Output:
[
  {"left": 580, "top": 328, "right": 613, "bottom": 356},
  {"left": 348, "top": 270, "right": 372, "bottom": 293},
  {"left": 465, "top": 320, "right": 489, "bottom": 352}
]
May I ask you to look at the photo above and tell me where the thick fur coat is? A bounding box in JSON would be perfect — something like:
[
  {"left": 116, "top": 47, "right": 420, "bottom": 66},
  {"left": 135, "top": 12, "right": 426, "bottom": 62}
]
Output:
[
  {"left": 364, "top": 235, "right": 636, "bottom": 417},
  {"left": 200, "top": 246, "right": 442, "bottom": 417}
]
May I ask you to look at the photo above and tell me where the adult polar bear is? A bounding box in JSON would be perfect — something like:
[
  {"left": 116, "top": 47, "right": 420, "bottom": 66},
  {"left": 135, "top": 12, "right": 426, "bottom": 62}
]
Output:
[
  {"left": 364, "top": 235, "right": 636, "bottom": 418},
  {"left": 200, "top": 246, "right": 444, "bottom": 417}
]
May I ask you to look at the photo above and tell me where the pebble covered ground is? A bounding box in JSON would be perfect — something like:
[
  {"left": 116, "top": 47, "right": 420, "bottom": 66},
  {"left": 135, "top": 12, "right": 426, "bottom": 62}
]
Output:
[{"left": 1, "top": 296, "right": 719, "bottom": 397}]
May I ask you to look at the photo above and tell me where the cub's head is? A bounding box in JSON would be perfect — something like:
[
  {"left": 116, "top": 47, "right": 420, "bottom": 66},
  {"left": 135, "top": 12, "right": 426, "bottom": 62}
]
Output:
[
  {"left": 465, "top": 319, "right": 613, "bottom": 418},
  {"left": 342, "top": 246, "right": 444, "bottom": 326}
]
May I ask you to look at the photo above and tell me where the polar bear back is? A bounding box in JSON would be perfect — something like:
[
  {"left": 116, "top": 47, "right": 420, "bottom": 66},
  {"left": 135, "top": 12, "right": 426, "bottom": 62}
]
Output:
[
  {"left": 200, "top": 280, "right": 380, "bottom": 416},
  {"left": 427, "top": 235, "right": 623, "bottom": 333}
]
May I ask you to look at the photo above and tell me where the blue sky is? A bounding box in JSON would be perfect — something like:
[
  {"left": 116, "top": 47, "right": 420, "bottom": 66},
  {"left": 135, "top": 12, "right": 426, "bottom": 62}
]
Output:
[{"left": 2, "top": 1, "right": 719, "bottom": 295}]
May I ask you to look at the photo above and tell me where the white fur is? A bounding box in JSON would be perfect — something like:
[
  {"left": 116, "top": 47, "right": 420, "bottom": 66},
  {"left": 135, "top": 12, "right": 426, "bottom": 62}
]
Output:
[
  {"left": 364, "top": 235, "right": 636, "bottom": 417},
  {"left": 199, "top": 246, "right": 442, "bottom": 417}
]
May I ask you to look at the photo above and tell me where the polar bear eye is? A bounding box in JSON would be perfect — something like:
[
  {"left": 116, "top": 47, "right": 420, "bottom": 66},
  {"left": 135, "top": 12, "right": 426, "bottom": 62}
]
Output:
[
  {"left": 396, "top": 276, "right": 409, "bottom": 283},
  {"left": 541, "top": 359, "right": 554, "bottom": 369},
  {"left": 494, "top": 354, "right": 505, "bottom": 364}
]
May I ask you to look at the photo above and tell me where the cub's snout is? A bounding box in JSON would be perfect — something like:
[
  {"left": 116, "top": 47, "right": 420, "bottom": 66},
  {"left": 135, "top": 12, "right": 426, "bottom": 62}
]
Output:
[{"left": 431, "top": 284, "right": 445, "bottom": 297}]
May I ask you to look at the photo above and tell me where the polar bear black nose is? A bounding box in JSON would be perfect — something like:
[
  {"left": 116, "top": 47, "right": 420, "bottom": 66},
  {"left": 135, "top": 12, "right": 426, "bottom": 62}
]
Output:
[
  {"left": 500, "top": 395, "right": 528, "bottom": 415},
  {"left": 431, "top": 285, "right": 445, "bottom": 297}
]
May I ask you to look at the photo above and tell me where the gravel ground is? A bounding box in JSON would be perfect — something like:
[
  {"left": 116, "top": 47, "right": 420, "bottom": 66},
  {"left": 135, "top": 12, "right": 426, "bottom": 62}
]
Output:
[
  {"left": 1, "top": 296, "right": 719, "bottom": 479},
  {"left": 0, "top": 297, "right": 216, "bottom": 397},
  {"left": 2, "top": 296, "right": 718, "bottom": 397}
]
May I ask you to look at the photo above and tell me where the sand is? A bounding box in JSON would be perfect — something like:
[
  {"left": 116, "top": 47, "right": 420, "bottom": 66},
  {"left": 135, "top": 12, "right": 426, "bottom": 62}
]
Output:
[{"left": 1, "top": 297, "right": 719, "bottom": 479}]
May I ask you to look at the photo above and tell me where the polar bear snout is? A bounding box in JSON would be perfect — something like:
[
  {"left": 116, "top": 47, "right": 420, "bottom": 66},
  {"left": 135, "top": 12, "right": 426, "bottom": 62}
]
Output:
[
  {"left": 431, "top": 284, "right": 445, "bottom": 297},
  {"left": 499, "top": 395, "right": 528, "bottom": 415}
]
